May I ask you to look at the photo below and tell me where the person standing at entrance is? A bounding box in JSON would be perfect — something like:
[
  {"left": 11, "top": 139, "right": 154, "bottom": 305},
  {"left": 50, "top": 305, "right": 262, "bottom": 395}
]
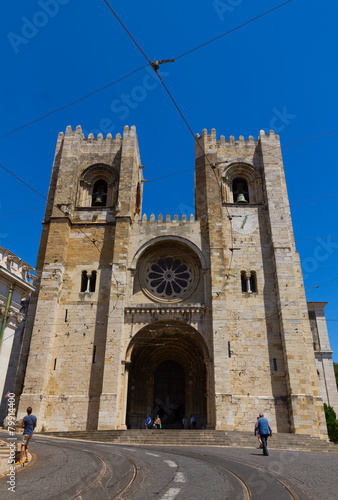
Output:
[
  {"left": 154, "top": 415, "right": 161, "bottom": 429},
  {"left": 257, "top": 413, "right": 272, "bottom": 456},
  {"left": 190, "top": 415, "right": 196, "bottom": 429},
  {"left": 145, "top": 414, "right": 152, "bottom": 429},
  {"left": 17, "top": 407, "right": 37, "bottom": 464}
]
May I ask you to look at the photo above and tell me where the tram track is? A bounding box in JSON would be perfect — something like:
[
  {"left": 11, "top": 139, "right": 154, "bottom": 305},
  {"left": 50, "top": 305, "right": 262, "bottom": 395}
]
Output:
[
  {"left": 32, "top": 438, "right": 139, "bottom": 500},
  {"left": 164, "top": 448, "right": 310, "bottom": 500},
  {"left": 1, "top": 434, "right": 314, "bottom": 499}
]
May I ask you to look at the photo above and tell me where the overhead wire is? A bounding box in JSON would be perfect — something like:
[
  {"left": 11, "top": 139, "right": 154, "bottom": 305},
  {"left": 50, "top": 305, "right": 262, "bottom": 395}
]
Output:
[
  {"left": 290, "top": 193, "right": 338, "bottom": 207},
  {"left": 101, "top": 0, "right": 337, "bottom": 303},
  {"left": 101, "top": 0, "right": 237, "bottom": 297},
  {"left": 0, "top": 160, "right": 124, "bottom": 288},
  {"left": 2, "top": 1, "right": 335, "bottom": 317},
  {"left": 174, "top": 0, "right": 293, "bottom": 60},
  {"left": 146, "top": 129, "right": 338, "bottom": 184},
  {"left": 2, "top": 0, "right": 334, "bottom": 305},
  {"left": 263, "top": 276, "right": 338, "bottom": 323},
  {"left": 297, "top": 236, "right": 338, "bottom": 243},
  {"left": 1, "top": 1, "right": 294, "bottom": 140},
  {"left": 0, "top": 207, "right": 45, "bottom": 218},
  {"left": 0, "top": 65, "right": 149, "bottom": 139},
  {"left": 0, "top": 162, "right": 47, "bottom": 200}
]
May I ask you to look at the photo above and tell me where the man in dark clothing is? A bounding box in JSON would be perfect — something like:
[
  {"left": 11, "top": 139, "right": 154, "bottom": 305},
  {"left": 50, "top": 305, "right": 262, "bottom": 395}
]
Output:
[
  {"left": 17, "top": 407, "right": 37, "bottom": 464},
  {"left": 257, "top": 413, "right": 272, "bottom": 456}
]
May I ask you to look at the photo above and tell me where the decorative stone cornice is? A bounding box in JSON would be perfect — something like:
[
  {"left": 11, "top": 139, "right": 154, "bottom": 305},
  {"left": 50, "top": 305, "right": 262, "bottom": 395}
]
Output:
[
  {"left": 0, "top": 301, "right": 25, "bottom": 326},
  {"left": 15, "top": 312, "right": 25, "bottom": 323},
  {"left": 125, "top": 304, "right": 208, "bottom": 316}
]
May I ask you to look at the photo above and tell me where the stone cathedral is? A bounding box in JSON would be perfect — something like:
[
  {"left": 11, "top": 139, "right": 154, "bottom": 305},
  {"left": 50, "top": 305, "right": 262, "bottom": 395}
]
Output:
[{"left": 18, "top": 125, "right": 338, "bottom": 436}]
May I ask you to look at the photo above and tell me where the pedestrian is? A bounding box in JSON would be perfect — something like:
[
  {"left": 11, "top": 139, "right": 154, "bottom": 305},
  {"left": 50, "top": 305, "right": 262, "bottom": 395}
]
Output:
[
  {"left": 145, "top": 414, "right": 152, "bottom": 429},
  {"left": 190, "top": 415, "right": 196, "bottom": 429},
  {"left": 182, "top": 416, "right": 189, "bottom": 429},
  {"left": 254, "top": 416, "right": 263, "bottom": 448},
  {"left": 154, "top": 414, "right": 161, "bottom": 429},
  {"left": 16, "top": 406, "right": 37, "bottom": 464},
  {"left": 257, "top": 413, "right": 272, "bottom": 456}
]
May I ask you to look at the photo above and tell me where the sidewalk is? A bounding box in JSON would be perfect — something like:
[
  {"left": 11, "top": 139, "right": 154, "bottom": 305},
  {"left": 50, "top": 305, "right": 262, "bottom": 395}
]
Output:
[{"left": 0, "top": 436, "right": 31, "bottom": 478}]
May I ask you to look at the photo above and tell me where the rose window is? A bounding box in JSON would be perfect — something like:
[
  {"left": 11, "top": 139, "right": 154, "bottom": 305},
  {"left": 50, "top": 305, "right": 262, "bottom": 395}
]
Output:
[{"left": 140, "top": 251, "right": 199, "bottom": 302}]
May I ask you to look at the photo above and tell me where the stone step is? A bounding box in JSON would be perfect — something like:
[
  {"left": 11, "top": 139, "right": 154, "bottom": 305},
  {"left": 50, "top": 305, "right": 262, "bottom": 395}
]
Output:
[{"left": 39, "top": 430, "right": 337, "bottom": 452}]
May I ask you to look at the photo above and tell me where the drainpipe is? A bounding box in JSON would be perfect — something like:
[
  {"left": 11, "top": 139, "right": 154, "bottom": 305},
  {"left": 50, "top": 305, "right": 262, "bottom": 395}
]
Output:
[{"left": 0, "top": 284, "right": 14, "bottom": 350}]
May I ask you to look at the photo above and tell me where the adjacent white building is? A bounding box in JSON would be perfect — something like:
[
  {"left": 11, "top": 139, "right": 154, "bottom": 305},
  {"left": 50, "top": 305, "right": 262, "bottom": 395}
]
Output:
[
  {"left": 0, "top": 246, "right": 34, "bottom": 424},
  {"left": 308, "top": 302, "right": 338, "bottom": 413}
]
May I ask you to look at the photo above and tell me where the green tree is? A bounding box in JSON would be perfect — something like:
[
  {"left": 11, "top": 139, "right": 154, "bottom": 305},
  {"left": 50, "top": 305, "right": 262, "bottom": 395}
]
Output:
[
  {"left": 324, "top": 403, "right": 338, "bottom": 443},
  {"left": 334, "top": 362, "right": 338, "bottom": 389}
]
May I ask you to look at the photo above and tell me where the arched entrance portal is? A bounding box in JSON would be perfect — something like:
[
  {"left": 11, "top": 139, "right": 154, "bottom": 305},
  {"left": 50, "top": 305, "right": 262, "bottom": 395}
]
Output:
[
  {"left": 154, "top": 360, "right": 185, "bottom": 427},
  {"left": 126, "top": 322, "right": 208, "bottom": 429}
]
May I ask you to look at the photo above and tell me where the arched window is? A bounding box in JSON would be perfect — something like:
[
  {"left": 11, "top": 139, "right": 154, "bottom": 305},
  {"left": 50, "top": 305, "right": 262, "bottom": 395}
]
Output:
[
  {"left": 250, "top": 272, "right": 257, "bottom": 293},
  {"left": 89, "top": 271, "right": 97, "bottom": 292},
  {"left": 241, "top": 271, "right": 247, "bottom": 292},
  {"left": 80, "top": 270, "right": 97, "bottom": 292},
  {"left": 222, "top": 163, "right": 262, "bottom": 205},
  {"left": 77, "top": 164, "right": 118, "bottom": 208},
  {"left": 241, "top": 271, "right": 257, "bottom": 293},
  {"left": 92, "top": 180, "right": 108, "bottom": 207},
  {"left": 233, "top": 177, "right": 249, "bottom": 203},
  {"left": 81, "top": 271, "right": 88, "bottom": 292}
]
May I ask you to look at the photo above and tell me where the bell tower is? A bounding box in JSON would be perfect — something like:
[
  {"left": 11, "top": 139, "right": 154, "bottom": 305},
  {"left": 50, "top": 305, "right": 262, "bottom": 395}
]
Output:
[
  {"left": 194, "top": 128, "right": 327, "bottom": 437},
  {"left": 18, "top": 125, "right": 144, "bottom": 431}
]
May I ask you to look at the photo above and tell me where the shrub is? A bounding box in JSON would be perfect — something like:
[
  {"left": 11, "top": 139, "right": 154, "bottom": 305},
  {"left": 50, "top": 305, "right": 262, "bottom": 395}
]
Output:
[{"left": 324, "top": 403, "right": 338, "bottom": 443}]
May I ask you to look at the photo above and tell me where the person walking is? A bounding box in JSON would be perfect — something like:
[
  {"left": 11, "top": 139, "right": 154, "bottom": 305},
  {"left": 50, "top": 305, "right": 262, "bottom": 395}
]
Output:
[
  {"left": 257, "top": 413, "right": 272, "bottom": 456},
  {"left": 145, "top": 414, "right": 152, "bottom": 429},
  {"left": 254, "top": 416, "right": 263, "bottom": 448},
  {"left": 154, "top": 415, "right": 161, "bottom": 429},
  {"left": 190, "top": 415, "right": 196, "bottom": 429},
  {"left": 17, "top": 406, "right": 37, "bottom": 464}
]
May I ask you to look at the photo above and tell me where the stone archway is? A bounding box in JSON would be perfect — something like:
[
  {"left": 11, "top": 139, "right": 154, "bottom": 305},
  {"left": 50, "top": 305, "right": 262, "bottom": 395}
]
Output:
[{"left": 126, "top": 322, "right": 208, "bottom": 429}]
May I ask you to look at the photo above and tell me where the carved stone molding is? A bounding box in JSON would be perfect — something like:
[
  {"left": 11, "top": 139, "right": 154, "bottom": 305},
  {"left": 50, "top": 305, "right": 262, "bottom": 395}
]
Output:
[{"left": 125, "top": 304, "right": 208, "bottom": 316}]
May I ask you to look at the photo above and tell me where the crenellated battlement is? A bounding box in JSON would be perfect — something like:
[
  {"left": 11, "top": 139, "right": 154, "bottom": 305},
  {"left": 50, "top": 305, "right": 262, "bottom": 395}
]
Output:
[
  {"left": 138, "top": 213, "right": 196, "bottom": 223},
  {"left": 58, "top": 124, "right": 137, "bottom": 141},
  {"left": 195, "top": 128, "right": 280, "bottom": 149}
]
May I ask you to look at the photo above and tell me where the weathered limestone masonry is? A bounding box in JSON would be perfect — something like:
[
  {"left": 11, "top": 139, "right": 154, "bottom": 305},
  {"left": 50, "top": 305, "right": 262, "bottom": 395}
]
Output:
[
  {"left": 195, "top": 129, "right": 327, "bottom": 436},
  {"left": 18, "top": 125, "right": 143, "bottom": 431},
  {"left": 18, "top": 125, "right": 335, "bottom": 438}
]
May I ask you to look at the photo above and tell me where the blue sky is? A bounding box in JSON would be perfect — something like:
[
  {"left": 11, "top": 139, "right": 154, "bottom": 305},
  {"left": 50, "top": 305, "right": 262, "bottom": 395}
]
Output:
[{"left": 1, "top": 0, "right": 338, "bottom": 361}]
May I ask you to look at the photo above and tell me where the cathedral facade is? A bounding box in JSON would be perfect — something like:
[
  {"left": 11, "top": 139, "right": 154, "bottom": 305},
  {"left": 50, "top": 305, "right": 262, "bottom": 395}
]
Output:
[{"left": 18, "top": 125, "right": 338, "bottom": 436}]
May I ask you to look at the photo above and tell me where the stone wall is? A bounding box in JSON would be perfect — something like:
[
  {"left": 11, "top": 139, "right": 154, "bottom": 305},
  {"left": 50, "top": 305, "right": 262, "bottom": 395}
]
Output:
[{"left": 17, "top": 126, "right": 335, "bottom": 438}]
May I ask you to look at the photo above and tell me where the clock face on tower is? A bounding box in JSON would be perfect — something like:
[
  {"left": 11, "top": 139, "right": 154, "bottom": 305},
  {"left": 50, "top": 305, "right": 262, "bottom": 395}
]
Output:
[{"left": 229, "top": 210, "right": 258, "bottom": 234}]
